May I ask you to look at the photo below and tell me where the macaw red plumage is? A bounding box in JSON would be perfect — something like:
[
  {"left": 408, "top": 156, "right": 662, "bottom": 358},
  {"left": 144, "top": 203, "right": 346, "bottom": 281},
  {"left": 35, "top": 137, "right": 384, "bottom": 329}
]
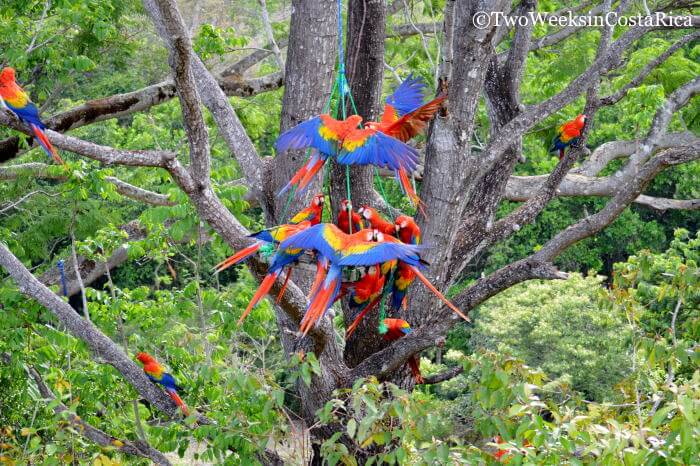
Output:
[
  {"left": 213, "top": 194, "right": 322, "bottom": 273},
  {"left": 365, "top": 74, "right": 446, "bottom": 208},
  {"left": 357, "top": 206, "right": 396, "bottom": 236},
  {"left": 279, "top": 224, "right": 424, "bottom": 334},
  {"left": 391, "top": 215, "right": 421, "bottom": 312},
  {"left": 343, "top": 265, "right": 385, "bottom": 338},
  {"left": 0, "top": 67, "right": 64, "bottom": 165},
  {"left": 382, "top": 318, "right": 423, "bottom": 384},
  {"left": 135, "top": 352, "right": 189, "bottom": 415},
  {"left": 336, "top": 199, "right": 364, "bottom": 234},
  {"left": 549, "top": 114, "right": 586, "bottom": 159},
  {"left": 275, "top": 114, "right": 419, "bottom": 195}
]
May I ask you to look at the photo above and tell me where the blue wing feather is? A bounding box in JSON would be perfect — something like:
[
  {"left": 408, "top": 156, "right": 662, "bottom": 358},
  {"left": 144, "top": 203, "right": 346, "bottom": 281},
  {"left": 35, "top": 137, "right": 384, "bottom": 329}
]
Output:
[
  {"left": 338, "top": 242, "right": 422, "bottom": 267},
  {"left": 337, "top": 132, "right": 419, "bottom": 171},
  {"left": 6, "top": 101, "right": 44, "bottom": 128},
  {"left": 275, "top": 117, "right": 338, "bottom": 155},
  {"left": 278, "top": 224, "right": 342, "bottom": 262},
  {"left": 386, "top": 73, "right": 426, "bottom": 117}
]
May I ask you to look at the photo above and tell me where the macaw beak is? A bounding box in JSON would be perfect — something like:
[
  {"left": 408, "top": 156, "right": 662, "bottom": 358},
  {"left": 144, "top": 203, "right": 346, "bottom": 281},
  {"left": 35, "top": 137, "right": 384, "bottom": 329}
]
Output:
[{"left": 395, "top": 224, "right": 401, "bottom": 235}]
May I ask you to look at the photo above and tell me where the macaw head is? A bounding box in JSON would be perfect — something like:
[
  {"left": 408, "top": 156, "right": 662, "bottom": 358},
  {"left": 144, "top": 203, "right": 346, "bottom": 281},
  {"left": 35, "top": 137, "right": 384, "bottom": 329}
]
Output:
[
  {"left": 340, "top": 198, "right": 352, "bottom": 213},
  {"left": 358, "top": 206, "right": 381, "bottom": 225},
  {"left": 394, "top": 215, "right": 420, "bottom": 244},
  {"left": 361, "top": 228, "right": 385, "bottom": 243},
  {"left": 0, "top": 67, "right": 16, "bottom": 85},
  {"left": 311, "top": 193, "right": 324, "bottom": 207},
  {"left": 575, "top": 114, "right": 587, "bottom": 129},
  {"left": 364, "top": 121, "right": 380, "bottom": 131},
  {"left": 136, "top": 352, "right": 155, "bottom": 364}
]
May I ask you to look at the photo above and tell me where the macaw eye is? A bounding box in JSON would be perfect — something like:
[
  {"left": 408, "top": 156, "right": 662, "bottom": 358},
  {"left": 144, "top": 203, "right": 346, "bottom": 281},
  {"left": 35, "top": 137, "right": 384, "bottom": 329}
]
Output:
[
  {"left": 401, "top": 220, "right": 408, "bottom": 228},
  {"left": 363, "top": 209, "right": 371, "bottom": 219}
]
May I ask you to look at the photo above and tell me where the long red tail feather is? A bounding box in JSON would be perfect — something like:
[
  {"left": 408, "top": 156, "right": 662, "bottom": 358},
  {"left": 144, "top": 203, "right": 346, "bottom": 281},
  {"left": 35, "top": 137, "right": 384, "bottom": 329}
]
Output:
[
  {"left": 297, "top": 158, "right": 325, "bottom": 192},
  {"left": 214, "top": 242, "right": 261, "bottom": 272},
  {"left": 407, "top": 356, "right": 424, "bottom": 384},
  {"left": 167, "top": 390, "right": 189, "bottom": 416},
  {"left": 397, "top": 168, "right": 426, "bottom": 216},
  {"left": 31, "top": 124, "right": 64, "bottom": 165},
  {"left": 307, "top": 261, "right": 327, "bottom": 300},
  {"left": 344, "top": 298, "right": 380, "bottom": 340},
  {"left": 275, "top": 268, "right": 293, "bottom": 303},
  {"left": 239, "top": 272, "right": 278, "bottom": 324},
  {"left": 301, "top": 278, "right": 338, "bottom": 335},
  {"left": 410, "top": 266, "right": 470, "bottom": 322}
]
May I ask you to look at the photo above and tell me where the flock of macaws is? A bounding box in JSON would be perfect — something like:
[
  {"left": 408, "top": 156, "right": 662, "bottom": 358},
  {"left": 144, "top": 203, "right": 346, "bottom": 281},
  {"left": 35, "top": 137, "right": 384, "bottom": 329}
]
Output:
[{"left": 0, "top": 66, "right": 586, "bottom": 413}]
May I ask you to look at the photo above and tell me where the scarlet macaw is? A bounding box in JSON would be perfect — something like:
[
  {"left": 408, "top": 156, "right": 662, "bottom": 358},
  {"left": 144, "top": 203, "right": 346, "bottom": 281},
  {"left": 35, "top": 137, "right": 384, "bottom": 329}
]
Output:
[
  {"left": 391, "top": 215, "right": 421, "bottom": 312},
  {"left": 336, "top": 199, "right": 364, "bottom": 234},
  {"left": 357, "top": 206, "right": 396, "bottom": 236},
  {"left": 135, "top": 352, "right": 189, "bottom": 415},
  {"left": 382, "top": 318, "right": 423, "bottom": 384},
  {"left": 365, "top": 74, "right": 446, "bottom": 208},
  {"left": 0, "top": 67, "right": 64, "bottom": 165},
  {"left": 231, "top": 221, "right": 313, "bottom": 324},
  {"left": 343, "top": 265, "right": 385, "bottom": 339},
  {"left": 279, "top": 224, "right": 424, "bottom": 334},
  {"left": 549, "top": 114, "right": 586, "bottom": 159},
  {"left": 275, "top": 114, "right": 419, "bottom": 195},
  {"left": 213, "top": 194, "right": 323, "bottom": 273}
]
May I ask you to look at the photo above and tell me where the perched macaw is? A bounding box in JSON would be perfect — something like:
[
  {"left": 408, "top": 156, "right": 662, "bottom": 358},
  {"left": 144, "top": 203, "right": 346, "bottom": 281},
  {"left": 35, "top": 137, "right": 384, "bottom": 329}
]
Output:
[
  {"left": 343, "top": 265, "right": 385, "bottom": 339},
  {"left": 357, "top": 206, "right": 396, "bottom": 236},
  {"left": 549, "top": 114, "right": 586, "bottom": 159},
  {"left": 279, "top": 224, "right": 424, "bottom": 334},
  {"left": 135, "top": 352, "right": 189, "bottom": 415},
  {"left": 213, "top": 194, "right": 323, "bottom": 273},
  {"left": 365, "top": 74, "right": 446, "bottom": 208},
  {"left": 391, "top": 215, "right": 421, "bottom": 312},
  {"left": 383, "top": 318, "right": 423, "bottom": 384},
  {"left": 336, "top": 199, "right": 364, "bottom": 234},
  {"left": 275, "top": 114, "right": 419, "bottom": 195},
  {"left": 0, "top": 67, "right": 64, "bottom": 165}
]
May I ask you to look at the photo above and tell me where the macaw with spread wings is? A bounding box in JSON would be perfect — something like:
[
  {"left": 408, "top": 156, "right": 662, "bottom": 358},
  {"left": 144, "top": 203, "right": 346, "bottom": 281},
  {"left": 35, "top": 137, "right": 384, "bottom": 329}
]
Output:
[
  {"left": 365, "top": 74, "right": 446, "bottom": 208},
  {"left": 275, "top": 115, "right": 419, "bottom": 196}
]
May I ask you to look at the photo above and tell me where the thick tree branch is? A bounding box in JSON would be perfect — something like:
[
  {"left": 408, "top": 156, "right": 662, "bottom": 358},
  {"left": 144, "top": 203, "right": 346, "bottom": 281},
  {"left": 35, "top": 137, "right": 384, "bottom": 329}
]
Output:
[
  {"left": 0, "top": 111, "right": 177, "bottom": 168},
  {"left": 349, "top": 259, "right": 567, "bottom": 381},
  {"left": 25, "top": 365, "right": 171, "bottom": 465},
  {"left": 599, "top": 31, "right": 700, "bottom": 106},
  {"left": 485, "top": 21, "right": 695, "bottom": 163},
  {"left": 153, "top": 0, "right": 211, "bottom": 185},
  {"left": 0, "top": 243, "right": 211, "bottom": 423},
  {"left": 534, "top": 146, "right": 699, "bottom": 261},
  {"left": 0, "top": 73, "right": 282, "bottom": 165},
  {"left": 0, "top": 163, "right": 175, "bottom": 206},
  {"left": 422, "top": 365, "right": 464, "bottom": 384},
  {"left": 104, "top": 176, "right": 176, "bottom": 206}
]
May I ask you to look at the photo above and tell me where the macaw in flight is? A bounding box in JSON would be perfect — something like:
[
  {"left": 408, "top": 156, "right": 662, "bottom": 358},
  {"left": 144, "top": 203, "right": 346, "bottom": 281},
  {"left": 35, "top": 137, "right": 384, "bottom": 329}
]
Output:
[
  {"left": 336, "top": 199, "right": 364, "bottom": 235},
  {"left": 275, "top": 114, "right": 419, "bottom": 196},
  {"left": 365, "top": 73, "right": 446, "bottom": 209},
  {"left": 136, "top": 352, "right": 189, "bottom": 415},
  {"left": 279, "top": 224, "right": 425, "bottom": 335},
  {"left": 213, "top": 194, "right": 323, "bottom": 273},
  {"left": 0, "top": 67, "right": 64, "bottom": 165},
  {"left": 382, "top": 318, "right": 424, "bottom": 384},
  {"left": 549, "top": 114, "right": 586, "bottom": 159}
]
